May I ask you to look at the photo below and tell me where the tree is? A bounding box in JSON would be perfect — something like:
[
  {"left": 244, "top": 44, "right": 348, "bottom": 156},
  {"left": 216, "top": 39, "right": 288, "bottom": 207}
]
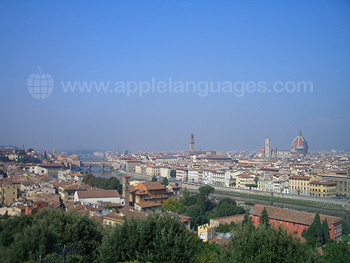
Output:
[
  {"left": 44, "top": 150, "right": 47, "bottom": 160},
  {"left": 259, "top": 207, "right": 270, "bottom": 229},
  {"left": 0, "top": 209, "right": 103, "bottom": 263},
  {"left": 98, "top": 214, "right": 196, "bottom": 263},
  {"left": 323, "top": 241, "right": 350, "bottom": 263},
  {"left": 242, "top": 213, "right": 254, "bottom": 230},
  {"left": 321, "top": 219, "right": 330, "bottom": 245},
  {"left": 180, "top": 188, "right": 198, "bottom": 207},
  {"left": 197, "top": 186, "right": 215, "bottom": 213},
  {"left": 27, "top": 148, "right": 34, "bottom": 153},
  {"left": 214, "top": 198, "right": 245, "bottom": 218},
  {"left": 162, "top": 198, "right": 184, "bottom": 214},
  {"left": 161, "top": 177, "right": 169, "bottom": 186},
  {"left": 152, "top": 175, "right": 157, "bottom": 182},
  {"left": 342, "top": 218, "right": 349, "bottom": 235},
  {"left": 170, "top": 169, "right": 176, "bottom": 178},
  {"left": 302, "top": 213, "right": 324, "bottom": 246},
  {"left": 254, "top": 176, "right": 259, "bottom": 184},
  {"left": 213, "top": 223, "right": 321, "bottom": 263}
]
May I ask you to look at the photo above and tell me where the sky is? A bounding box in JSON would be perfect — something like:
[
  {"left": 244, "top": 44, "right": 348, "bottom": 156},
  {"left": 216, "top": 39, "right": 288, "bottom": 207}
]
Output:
[{"left": 1, "top": 0, "right": 350, "bottom": 152}]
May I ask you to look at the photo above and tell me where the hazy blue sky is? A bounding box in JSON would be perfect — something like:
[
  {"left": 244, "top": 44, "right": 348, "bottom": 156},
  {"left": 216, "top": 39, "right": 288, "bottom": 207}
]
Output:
[{"left": 1, "top": 1, "right": 349, "bottom": 152}]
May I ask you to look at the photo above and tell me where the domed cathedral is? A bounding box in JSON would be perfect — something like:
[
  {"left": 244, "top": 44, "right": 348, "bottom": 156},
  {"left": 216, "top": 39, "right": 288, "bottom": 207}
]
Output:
[{"left": 291, "top": 130, "right": 309, "bottom": 158}]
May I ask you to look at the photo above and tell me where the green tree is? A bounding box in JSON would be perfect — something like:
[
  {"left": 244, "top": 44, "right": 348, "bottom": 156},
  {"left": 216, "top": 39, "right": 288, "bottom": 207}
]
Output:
[
  {"left": 152, "top": 175, "right": 157, "bottom": 182},
  {"left": 214, "top": 198, "right": 245, "bottom": 218},
  {"left": 44, "top": 150, "right": 47, "bottom": 160},
  {"left": 242, "top": 213, "right": 254, "bottom": 230},
  {"left": 259, "top": 207, "right": 270, "bottom": 229},
  {"left": 98, "top": 214, "right": 196, "bottom": 263},
  {"left": 27, "top": 148, "right": 34, "bottom": 152},
  {"left": 170, "top": 169, "right": 176, "bottom": 178},
  {"left": 197, "top": 186, "right": 215, "bottom": 213},
  {"left": 321, "top": 218, "right": 330, "bottom": 245},
  {"left": 180, "top": 188, "right": 198, "bottom": 207},
  {"left": 0, "top": 209, "right": 103, "bottom": 263},
  {"left": 213, "top": 223, "right": 321, "bottom": 263},
  {"left": 342, "top": 219, "right": 349, "bottom": 235},
  {"left": 161, "top": 177, "right": 169, "bottom": 186},
  {"left": 323, "top": 241, "right": 350, "bottom": 263},
  {"left": 162, "top": 198, "right": 184, "bottom": 214},
  {"left": 302, "top": 213, "right": 324, "bottom": 246}
]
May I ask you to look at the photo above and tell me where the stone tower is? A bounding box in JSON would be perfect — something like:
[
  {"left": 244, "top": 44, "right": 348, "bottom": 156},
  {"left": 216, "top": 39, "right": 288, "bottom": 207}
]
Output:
[
  {"left": 264, "top": 138, "right": 271, "bottom": 158},
  {"left": 189, "top": 133, "right": 194, "bottom": 152},
  {"left": 122, "top": 175, "right": 130, "bottom": 207}
]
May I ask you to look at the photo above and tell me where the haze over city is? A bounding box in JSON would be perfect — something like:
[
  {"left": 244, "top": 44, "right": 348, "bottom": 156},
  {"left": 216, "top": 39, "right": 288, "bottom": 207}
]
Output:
[{"left": 1, "top": 1, "right": 349, "bottom": 152}]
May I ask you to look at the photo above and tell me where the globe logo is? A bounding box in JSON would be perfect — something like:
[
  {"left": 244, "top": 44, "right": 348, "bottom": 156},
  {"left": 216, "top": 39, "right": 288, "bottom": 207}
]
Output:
[{"left": 27, "top": 67, "right": 54, "bottom": 99}]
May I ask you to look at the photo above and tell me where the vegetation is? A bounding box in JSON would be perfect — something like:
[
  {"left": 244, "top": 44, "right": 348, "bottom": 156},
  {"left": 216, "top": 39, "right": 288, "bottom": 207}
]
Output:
[
  {"left": 0, "top": 206, "right": 349, "bottom": 262},
  {"left": 0, "top": 156, "right": 10, "bottom": 162},
  {"left": 151, "top": 175, "right": 157, "bottom": 182},
  {"left": 0, "top": 209, "right": 103, "bottom": 263},
  {"left": 98, "top": 214, "right": 196, "bottom": 263},
  {"left": 16, "top": 155, "right": 41, "bottom": 164},
  {"left": 213, "top": 224, "right": 322, "bottom": 263},
  {"left": 170, "top": 169, "right": 176, "bottom": 178},
  {"left": 302, "top": 214, "right": 331, "bottom": 246},
  {"left": 161, "top": 177, "right": 169, "bottom": 186},
  {"left": 82, "top": 174, "right": 122, "bottom": 194},
  {"left": 162, "top": 198, "right": 185, "bottom": 214},
  {"left": 164, "top": 187, "right": 245, "bottom": 230},
  {"left": 259, "top": 207, "right": 270, "bottom": 229}
]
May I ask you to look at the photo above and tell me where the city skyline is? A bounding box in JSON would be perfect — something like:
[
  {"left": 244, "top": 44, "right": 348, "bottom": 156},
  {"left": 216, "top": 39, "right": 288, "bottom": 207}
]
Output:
[{"left": 1, "top": 1, "right": 349, "bottom": 151}]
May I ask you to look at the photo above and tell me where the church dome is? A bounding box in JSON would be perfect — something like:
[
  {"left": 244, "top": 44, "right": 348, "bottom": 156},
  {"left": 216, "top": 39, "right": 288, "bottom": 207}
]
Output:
[{"left": 291, "top": 131, "right": 308, "bottom": 157}]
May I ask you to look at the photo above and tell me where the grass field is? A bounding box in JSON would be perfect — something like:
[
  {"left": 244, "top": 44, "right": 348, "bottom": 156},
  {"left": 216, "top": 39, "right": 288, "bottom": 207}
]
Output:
[{"left": 342, "top": 234, "right": 350, "bottom": 242}]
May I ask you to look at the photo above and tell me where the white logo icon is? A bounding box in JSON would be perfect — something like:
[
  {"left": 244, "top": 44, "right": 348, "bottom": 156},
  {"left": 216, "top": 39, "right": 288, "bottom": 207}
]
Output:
[{"left": 27, "top": 67, "right": 54, "bottom": 99}]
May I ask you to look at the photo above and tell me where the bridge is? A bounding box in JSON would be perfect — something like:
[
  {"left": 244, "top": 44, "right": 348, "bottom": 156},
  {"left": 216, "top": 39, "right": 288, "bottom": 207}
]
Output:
[{"left": 80, "top": 161, "right": 119, "bottom": 172}]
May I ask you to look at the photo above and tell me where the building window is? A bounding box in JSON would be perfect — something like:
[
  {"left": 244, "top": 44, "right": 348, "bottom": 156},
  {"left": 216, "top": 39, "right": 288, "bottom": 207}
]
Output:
[{"left": 200, "top": 232, "right": 205, "bottom": 240}]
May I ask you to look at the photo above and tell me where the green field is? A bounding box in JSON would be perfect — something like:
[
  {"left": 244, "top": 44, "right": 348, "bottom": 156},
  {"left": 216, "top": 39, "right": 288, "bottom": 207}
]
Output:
[{"left": 342, "top": 234, "right": 350, "bottom": 243}]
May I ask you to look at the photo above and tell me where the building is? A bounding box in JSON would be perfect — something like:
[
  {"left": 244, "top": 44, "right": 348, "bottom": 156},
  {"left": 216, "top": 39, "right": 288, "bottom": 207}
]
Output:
[
  {"left": 264, "top": 138, "right": 271, "bottom": 158},
  {"left": 176, "top": 168, "right": 188, "bottom": 182},
  {"left": 74, "top": 188, "right": 125, "bottom": 205},
  {"left": 250, "top": 205, "right": 342, "bottom": 241},
  {"left": 122, "top": 175, "right": 130, "bottom": 206},
  {"left": 291, "top": 130, "right": 309, "bottom": 158},
  {"left": 198, "top": 224, "right": 216, "bottom": 242},
  {"left": 54, "top": 183, "right": 87, "bottom": 203},
  {"left": 309, "top": 181, "right": 337, "bottom": 198},
  {"left": 315, "top": 172, "right": 350, "bottom": 197},
  {"left": 126, "top": 160, "right": 142, "bottom": 172},
  {"left": 129, "top": 182, "right": 179, "bottom": 206},
  {"left": 160, "top": 167, "right": 172, "bottom": 178},
  {"left": 189, "top": 133, "right": 194, "bottom": 152},
  {"left": 0, "top": 180, "right": 21, "bottom": 206},
  {"left": 210, "top": 214, "right": 246, "bottom": 227},
  {"left": 236, "top": 174, "right": 255, "bottom": 189},
  {"left": 288, "top": 175, "right": 312, "bottom": 196},
  {"left": 134, "top": 201, "right": 162, "bottom": 213}
]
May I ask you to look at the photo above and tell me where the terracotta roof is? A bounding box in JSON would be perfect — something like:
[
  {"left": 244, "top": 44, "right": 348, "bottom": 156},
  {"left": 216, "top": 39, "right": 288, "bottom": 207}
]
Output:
[
  {"left": 250, "top": 205, "right": 341, "bottom": 228},
  {"left": 138, "top": 182, "right": 165, "bottom": 190},
  {"left": 289, "top": 176, "right": 311, "bottom": 180},
  {"left": 309, "top": 181, "right": 337, "bottom": 186},
  {"left": 135, "top": 201, "right": 162, "bottom": 209},
  {"left": 211, "top": 214, "right": 246, "bottom": 225},
  {"left": 103, "top": 213, "right": 124, "bottom": 221},
  {"left": 77, "top": 189, "right": 120, "bottom": 199}
]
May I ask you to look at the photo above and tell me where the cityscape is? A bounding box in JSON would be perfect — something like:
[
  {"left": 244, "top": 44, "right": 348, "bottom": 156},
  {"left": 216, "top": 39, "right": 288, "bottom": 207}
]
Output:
[{"left": 1, "top": 1, "right": 350, "bottom": 263}]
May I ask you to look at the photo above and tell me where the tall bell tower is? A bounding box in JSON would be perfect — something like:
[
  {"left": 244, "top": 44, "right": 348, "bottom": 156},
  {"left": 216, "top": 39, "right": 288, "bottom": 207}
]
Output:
[{"left": 189, "top": 133, "right": 194, "bottom": 152}]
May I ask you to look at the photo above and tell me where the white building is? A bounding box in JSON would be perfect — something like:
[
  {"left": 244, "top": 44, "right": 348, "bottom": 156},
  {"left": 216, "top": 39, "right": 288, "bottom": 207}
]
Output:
[
  {"left": 176, "top": 168, "right": 188, "bottom": 182},
  {"left": 188, "top": 170, "right": 199, "bottom": 183},
  {"left": 273, "top": 180, "right": 289, "bottom": 193},
  {"left": 74, "top": 189, "right": 125, "bottom": 205},
  {"left": 160, "top": 167, "right": 171, "bottom": 178}
]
